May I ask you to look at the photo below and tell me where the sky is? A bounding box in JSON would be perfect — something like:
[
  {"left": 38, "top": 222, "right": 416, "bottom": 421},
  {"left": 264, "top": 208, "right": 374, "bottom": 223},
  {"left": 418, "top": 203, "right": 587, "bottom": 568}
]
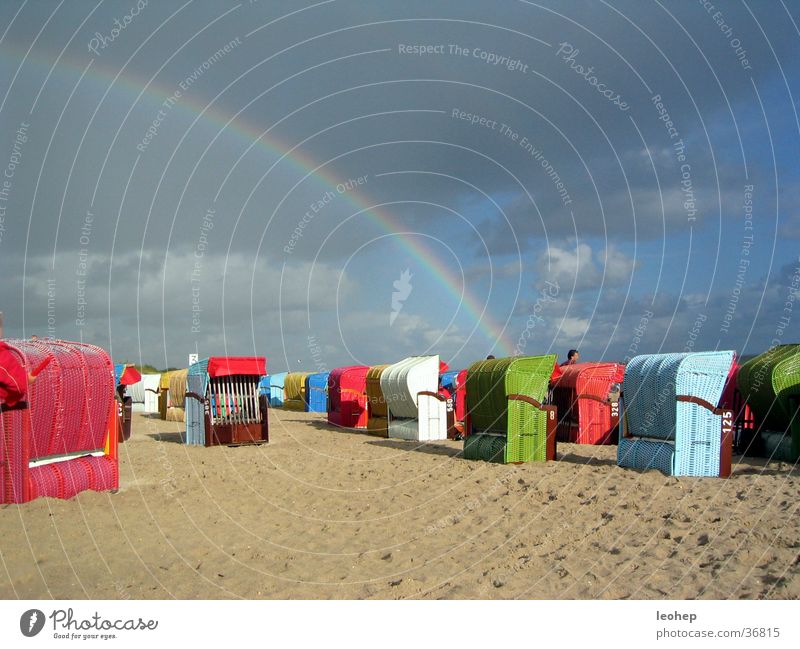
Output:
[{"left": 0, "top": 0, "right": 798, "bottom": 372}]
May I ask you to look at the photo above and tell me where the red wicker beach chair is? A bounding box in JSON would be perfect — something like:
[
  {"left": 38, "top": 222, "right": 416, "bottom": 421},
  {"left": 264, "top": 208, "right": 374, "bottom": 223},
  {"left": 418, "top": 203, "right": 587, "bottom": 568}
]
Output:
[
  {"left": 328, "top": 366, "right": 369, "bottom": 428},
  {"left": 1, "top": 339, "right": 118, "bottom": 503},
  {"left": 552, "top": 362, "right": 625, "bottom": 445}
]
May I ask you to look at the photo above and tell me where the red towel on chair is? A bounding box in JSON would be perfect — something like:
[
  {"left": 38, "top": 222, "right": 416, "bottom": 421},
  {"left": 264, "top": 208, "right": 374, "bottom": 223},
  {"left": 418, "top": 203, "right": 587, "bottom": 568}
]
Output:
[
  {"left": 550, "top": 361, "right": 563, "bottom": 383},
  {"left": 0, "top": 341, "right": 28, "bottom": 407}
]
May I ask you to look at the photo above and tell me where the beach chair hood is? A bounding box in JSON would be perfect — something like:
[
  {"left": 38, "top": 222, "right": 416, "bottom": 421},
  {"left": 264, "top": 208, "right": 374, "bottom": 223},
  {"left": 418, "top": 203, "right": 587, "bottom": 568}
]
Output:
[
  {"left": 1, "top": 339, "right": 118, "bottom": 503},
  {"left": 381, "top": 356, "right": 440, "bottom": 420}
]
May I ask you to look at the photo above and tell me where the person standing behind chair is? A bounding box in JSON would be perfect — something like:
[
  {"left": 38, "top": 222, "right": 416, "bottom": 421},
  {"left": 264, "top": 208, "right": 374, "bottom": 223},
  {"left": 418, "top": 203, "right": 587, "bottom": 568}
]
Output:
[{"left": 561, "top": 349, "right": 579, "bottom": 366}]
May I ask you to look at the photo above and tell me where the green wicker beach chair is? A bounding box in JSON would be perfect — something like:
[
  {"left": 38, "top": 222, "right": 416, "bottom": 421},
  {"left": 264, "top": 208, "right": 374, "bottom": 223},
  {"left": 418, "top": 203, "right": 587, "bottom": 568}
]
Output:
[
  {"left": 737, "top": 344, "right": 800, "bottom": 461},
  {"left": 464, "top": 355, "right": 558, "bottom": 463}
]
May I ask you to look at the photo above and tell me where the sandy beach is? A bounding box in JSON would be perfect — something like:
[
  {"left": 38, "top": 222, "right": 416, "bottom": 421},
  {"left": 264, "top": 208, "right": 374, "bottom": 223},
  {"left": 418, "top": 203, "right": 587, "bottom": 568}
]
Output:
[{"left": 1, "top": 411, "right": 798, "bottom": 600}]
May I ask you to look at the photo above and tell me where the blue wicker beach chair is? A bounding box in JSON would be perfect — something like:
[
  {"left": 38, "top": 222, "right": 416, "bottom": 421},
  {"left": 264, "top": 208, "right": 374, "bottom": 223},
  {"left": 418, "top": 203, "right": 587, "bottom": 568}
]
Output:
[
  {"left": 259, "top": 375, "right": 271, "bottom": 403},
  {"left": 269, "top": 372, "right": 287, "bottom": 408},
  {"left": 185, "top": 358, "right": 210, "bottom": 446},
  {"left": 617, "top": 351, "right": 735, "bottom": 477},
  {"left": 306, "top": 372, "right": 330, "bottom": 413}
]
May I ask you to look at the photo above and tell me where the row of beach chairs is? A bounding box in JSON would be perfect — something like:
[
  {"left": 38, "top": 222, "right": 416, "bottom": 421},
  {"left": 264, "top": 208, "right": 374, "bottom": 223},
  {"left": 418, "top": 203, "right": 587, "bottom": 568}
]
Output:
[
  {"left": 145, "top": 347, "right": 798, "bottom": 474},
  {"left": 3, "top": 340, "right": 798, "bottom": 503}
]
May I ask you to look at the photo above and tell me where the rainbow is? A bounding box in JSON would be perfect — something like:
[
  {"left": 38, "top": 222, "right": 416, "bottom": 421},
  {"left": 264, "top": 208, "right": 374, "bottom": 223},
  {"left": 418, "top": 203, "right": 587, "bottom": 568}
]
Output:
[{"left": 4, "top": 38, "right": 517, "bottom": 355}]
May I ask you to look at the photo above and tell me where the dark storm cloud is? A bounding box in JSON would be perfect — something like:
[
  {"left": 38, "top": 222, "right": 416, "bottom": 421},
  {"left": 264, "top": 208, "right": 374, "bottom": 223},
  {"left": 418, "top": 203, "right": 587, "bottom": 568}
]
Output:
[{"left": 0, "top": 0, "right": 797, "bottom": 365}]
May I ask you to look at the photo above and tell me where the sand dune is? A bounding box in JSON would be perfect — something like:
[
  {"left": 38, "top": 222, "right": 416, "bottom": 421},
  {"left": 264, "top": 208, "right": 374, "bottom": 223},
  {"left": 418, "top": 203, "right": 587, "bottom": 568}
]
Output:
[{"left": 1, "top": 411, "right": 798, "bottom": 599}]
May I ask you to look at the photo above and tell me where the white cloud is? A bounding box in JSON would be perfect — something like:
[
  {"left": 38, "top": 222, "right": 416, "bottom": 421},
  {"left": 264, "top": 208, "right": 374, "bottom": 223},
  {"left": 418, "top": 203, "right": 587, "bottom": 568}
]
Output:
[
  {"left": 557, "top": 316, "right": 591, "bottom": 339},
  {"left": 535, "top": 241, "right": 638, "bottom": 292}
]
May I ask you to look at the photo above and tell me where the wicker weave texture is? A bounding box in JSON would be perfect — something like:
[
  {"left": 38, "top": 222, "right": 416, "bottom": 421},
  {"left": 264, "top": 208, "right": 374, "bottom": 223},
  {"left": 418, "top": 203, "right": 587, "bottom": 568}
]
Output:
[
  {"left": 168, "top": 369, "right": 188, "bottom": 409},
  {"left": 463, "top": 355, "right": 556, "bottom": 463},
  {"left": 552, "top": 362, "right": 624, "bottom": 444},
  {"left": 1, "top": 339, "right": 117, "bottom": 503},
  {"left": 466, "top": 355, "right": 556, "bottom": 434},
  {"left": 366, "top": 365, "right": 390, "bottom": 418},
  {"left": 738, "top": 344, "right": 800, "bottom": 458},
  {"left": 463, "top": 433, "right": 506, "bottom": 462},
  {"left": 283, "top": 372, "right": 311, "bottom": 411},
  {"left": 620, "top": 351, "right": 734, "bottom": 476}
]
